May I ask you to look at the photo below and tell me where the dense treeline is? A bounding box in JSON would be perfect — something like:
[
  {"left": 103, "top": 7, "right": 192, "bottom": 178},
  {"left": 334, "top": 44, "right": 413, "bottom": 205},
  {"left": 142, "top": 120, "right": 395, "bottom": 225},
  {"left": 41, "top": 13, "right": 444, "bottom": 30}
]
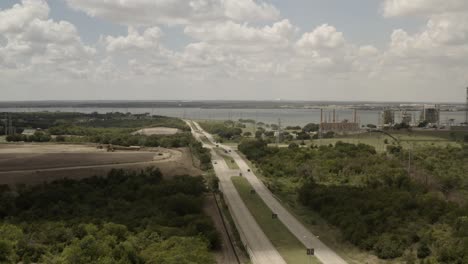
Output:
[
  {"left": 0, "top": 168, "right": 218, "bottom": 263},
  {"left": 409, "top": 146, "right": 468, "bottom": 193},
  {"left": 6, "top": 131, "right": 52, "bottom": 143},
  {"left": 299, "top": 183, "right": 467, "bottom": 260},
  {"left": 1, "top": 112, "right": 189, "bottom": 131},
  {"left": 198, "top": 122, "right": 242, "bottom": 141},
  {"left": 239, "top": 139, "right": 468, "bottom": 261}
]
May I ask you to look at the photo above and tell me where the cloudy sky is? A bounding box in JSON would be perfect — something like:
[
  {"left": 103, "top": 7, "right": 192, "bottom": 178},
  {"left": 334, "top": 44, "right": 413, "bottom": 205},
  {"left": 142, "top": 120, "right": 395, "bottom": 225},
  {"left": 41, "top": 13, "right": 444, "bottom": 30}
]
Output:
[{"left": 1, "top": 0, "right": 467, "bottom": 102}]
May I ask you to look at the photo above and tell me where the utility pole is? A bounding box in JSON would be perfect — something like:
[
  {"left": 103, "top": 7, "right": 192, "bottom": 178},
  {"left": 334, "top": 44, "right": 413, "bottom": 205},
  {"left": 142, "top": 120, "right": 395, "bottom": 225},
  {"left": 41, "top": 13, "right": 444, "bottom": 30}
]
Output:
[
  {"left": 254, "top": 110, "right": 258, "bottom": 134},
  {"left": 407, "top": 145, "right": 412, "bottom": 177},
  {"left": 276, "top": 118, "right": 281, "bottom": 147},
  {"left": 3, "top": 113, "right": 7, "bottom": 136}
]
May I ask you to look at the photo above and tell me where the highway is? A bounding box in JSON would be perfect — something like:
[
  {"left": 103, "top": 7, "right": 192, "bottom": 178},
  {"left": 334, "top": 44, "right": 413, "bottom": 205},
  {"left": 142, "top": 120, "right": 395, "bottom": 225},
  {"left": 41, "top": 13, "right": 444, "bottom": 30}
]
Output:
[
  {"left": 186, "top": 121, "right": 287, "bottom": 264},
  {"left": 192, "top": 121, "right": 348, "bottom": 264}
]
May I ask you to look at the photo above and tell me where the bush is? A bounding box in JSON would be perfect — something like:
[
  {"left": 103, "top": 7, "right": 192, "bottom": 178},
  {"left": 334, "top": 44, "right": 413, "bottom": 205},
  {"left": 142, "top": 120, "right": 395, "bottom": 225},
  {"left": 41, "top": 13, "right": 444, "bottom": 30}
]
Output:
[
  {"left": 373, "top": 234, "right": 407, "bottom": 259},
  {"left": 288, "top": 143, "right": 299, "bottom": 149},
  {"left": 417, "top": 241, "right": 431, "bottom": 259}
]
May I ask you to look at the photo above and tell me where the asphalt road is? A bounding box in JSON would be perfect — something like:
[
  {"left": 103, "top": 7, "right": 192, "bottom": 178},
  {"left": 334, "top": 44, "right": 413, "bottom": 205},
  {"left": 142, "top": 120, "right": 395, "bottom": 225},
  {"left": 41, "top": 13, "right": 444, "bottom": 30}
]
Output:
[
  {"left": 192, "top": 121, "right": 348, "bottom": 264},
  {"left": 187, "top": 121, "right": 286, "bottom": 264}
]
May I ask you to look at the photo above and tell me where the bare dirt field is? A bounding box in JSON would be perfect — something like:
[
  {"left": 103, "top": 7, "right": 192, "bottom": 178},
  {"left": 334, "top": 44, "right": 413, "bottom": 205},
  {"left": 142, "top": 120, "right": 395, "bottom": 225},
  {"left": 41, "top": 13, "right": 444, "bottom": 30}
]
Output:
[
  {"left": 0, "top": 144, "right": 201, "bottom": 186},
  {"left": 132, "top": 127, "right": 180, "bottom": 135}
]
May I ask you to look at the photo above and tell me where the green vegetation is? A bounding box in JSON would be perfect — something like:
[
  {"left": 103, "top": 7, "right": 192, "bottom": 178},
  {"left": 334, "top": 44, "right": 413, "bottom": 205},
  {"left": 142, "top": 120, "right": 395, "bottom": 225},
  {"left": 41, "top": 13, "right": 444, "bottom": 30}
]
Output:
[
  {"left": 232, "top": 176, "right": 321, "bottom": 264},
  {"left": 6, "top": 131, "right": 51, "bottom": 143},
  {"left": 311, "top": 132, "right": 462, "bottom": 153},
  {"left": 215, "top": 148, "right": 239, "bottom": 169},
  {"left": 0, "top": 168, "right": 218, "bottom": 264},
  {"left": 1, "top": 112, "right": 189, "bottom": 132},
  {"left": 239, "top": 139, "right": 468, "bottom": 262},
  {"left": 198, "top": 121, "right": 243, "bottom": 142}
]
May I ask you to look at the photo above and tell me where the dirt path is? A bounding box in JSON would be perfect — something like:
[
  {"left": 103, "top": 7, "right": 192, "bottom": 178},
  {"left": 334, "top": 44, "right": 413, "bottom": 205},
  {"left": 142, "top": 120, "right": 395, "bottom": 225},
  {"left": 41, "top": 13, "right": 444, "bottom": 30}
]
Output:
[{"left": 132, "top": 127, "right": 180, "bottom": 135}]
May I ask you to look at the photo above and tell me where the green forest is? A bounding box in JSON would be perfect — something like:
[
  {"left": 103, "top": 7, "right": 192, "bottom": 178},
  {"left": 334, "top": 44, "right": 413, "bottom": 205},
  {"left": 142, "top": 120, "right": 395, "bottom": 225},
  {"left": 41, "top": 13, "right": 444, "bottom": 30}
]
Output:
[
  {"left": 198, "top": 121, "right": 243, "bottom": 142},
  {"left": 239, "top": 139, "right": 468, "bottom": 262},
  {"left": 0, "top": 168, "right": 218, "bottom": 264}
]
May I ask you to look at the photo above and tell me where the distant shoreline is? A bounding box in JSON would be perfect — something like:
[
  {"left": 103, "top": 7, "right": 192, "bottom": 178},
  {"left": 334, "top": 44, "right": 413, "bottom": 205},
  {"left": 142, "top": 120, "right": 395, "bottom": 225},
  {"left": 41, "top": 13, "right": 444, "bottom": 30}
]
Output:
[{"left": 0, "top": 100, "right": 465, "bottom": 111}]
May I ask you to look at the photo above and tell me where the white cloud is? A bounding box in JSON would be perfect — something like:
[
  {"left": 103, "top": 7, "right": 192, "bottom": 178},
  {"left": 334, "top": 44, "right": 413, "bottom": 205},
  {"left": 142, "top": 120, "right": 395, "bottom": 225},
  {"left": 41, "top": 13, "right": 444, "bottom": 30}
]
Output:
[
  {"left": 382, "top": 0, "right": 468, "bottom": 17},
  {"left": 385, "top": 14, "right": 468, "bottom": 63},
  {"left": 184, "top": 19, "right": 296, "bottom": 49},
  {"left": 296, "top": 24, "right": 345, "bottom": 51},
  {"left": 65, "top": 0, "right": 280, "bottom": 26},
  {"left": 0, "top": 0, "right": 49, "bottom": 32},
  {"left": 359, "top": 45, "right": 379, "bottom": 57},
  {"left": 0, "top": 0, "right": 95, "bottom": 78},
  {"left": 104, "top": 27, "right": 163, "bottom": 52}
]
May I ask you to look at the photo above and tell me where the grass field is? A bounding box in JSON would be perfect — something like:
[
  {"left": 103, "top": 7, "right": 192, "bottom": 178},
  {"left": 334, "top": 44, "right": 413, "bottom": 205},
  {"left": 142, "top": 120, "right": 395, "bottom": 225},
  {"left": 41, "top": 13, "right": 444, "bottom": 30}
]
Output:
[
  {"left": 236, "top": 151, "right": 394, "bottom": 264},
  {"left": 296, "top": 132, "right": 462, "bottom": 152},
  {"left": 232, "top": 176, "right": 321, "bottom": 264},
  {"left": 0, "top": 136, "right": 5, "bottom": 143},
  {"left": 215, "top": 148, "right": 239, "bottom": 169}
]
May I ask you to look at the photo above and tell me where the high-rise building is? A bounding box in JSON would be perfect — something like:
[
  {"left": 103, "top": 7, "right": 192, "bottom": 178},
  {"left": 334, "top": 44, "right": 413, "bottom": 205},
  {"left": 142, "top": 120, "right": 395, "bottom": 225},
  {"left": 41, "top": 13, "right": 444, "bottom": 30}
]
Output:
[
  {"left": 421, "top": 105, "right": 440, "bottom": 125},
  {"left": 382, "top": 109, "right": 395, "bottom": 125}
]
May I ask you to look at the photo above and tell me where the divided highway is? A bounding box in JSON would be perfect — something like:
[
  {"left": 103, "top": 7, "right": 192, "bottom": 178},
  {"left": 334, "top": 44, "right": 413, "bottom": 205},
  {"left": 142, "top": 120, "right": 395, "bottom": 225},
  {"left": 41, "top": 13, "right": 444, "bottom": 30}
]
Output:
[
  {"left": 191, "top": 121, "right": 348, "bottom": 264},
  {"left": 186, "top": 121, "right": 286, "bottom": 264}
]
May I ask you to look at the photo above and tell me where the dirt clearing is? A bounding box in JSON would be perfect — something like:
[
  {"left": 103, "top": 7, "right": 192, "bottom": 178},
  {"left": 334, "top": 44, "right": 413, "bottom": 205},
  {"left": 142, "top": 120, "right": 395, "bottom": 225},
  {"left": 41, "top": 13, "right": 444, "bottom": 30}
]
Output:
[
  {"left": 0, "top": 144, "right": 201, "bottom": 186},
  {"left": 132, "top": 127, "right": 180, "bottom": 135}
]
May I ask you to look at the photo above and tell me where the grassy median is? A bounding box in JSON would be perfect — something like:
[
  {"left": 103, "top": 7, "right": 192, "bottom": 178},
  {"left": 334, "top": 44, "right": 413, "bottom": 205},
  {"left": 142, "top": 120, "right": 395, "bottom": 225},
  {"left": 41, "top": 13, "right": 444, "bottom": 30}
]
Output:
[
  {"left": 215, "top": 148, "right": 239, "bottom": 169},
  {"left": 232, "top": 176, "right": 321, "bottom": 264}
]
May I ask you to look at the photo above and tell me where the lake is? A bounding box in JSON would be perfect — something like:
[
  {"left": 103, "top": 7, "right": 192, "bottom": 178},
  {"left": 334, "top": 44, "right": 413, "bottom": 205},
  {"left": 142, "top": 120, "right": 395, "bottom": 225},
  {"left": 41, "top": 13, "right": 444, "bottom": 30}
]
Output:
[{"left": 0, "top": 107, "right": 465, "bottom": 127}]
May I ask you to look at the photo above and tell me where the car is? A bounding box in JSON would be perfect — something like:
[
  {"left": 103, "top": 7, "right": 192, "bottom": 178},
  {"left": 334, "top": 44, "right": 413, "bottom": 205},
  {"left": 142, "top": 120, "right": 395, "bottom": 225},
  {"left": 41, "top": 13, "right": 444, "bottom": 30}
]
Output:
[
  {"left": 214, "top": 161, "right": 217, "bottom": 164},
  {"left": 247, "top": 169, "right": 251, "bottom": 172}
]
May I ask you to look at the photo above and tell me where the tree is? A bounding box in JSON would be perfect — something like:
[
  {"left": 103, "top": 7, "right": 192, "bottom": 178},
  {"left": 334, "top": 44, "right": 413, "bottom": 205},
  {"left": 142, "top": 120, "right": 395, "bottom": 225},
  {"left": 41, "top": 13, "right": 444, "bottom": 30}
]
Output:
[
  {"left": 417, "top": 241, "right": 431, "bottom": 259},
  {"left": 141, "top": 237, "right": 214, "bottom": 264},
  {"left": 323, "top": 131, "right": 335, "bottom": 138},
  {"left": 303, "top": 123, "right": 319, "bottom": 133},
  {"left": 288, "top": 143, "right": 299, "bottom": 149},
  {"left": 418, "top": 121, "right": 428, "bottom": 128},
  {"left": 0, "top": 240, "right": 15, "bottom": 263},
  {"left": 255, "top": 131, "right": 263, "bottom": 139},
  {"left": 297, "top": 132, "right": 311, "bottom": 140},
  {"left": 373, "top": 234, "right": 406, "bottom": 259}
]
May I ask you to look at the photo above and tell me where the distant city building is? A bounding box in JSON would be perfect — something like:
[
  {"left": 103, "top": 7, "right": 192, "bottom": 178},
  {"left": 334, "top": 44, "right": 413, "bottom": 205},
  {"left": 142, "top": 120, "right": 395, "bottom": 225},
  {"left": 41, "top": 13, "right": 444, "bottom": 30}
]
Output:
[
  {"left": 421, "top": 105, "right": 440, "bottom": 124},
  {"left": 382, "top": 109, "right": 395, "bottom": 125},
  {"left": 401, "top": 111, "right": 412, "bottom": 124},
  {"left": 319, "top": 109, "right": 360, "bottom": 133}
]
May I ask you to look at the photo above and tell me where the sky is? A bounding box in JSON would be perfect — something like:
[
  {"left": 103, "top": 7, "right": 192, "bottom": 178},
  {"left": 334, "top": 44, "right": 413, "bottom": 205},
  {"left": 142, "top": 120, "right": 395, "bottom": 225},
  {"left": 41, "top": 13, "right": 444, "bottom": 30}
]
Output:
[{"left": 0, "top": 0, "right": 467, "bottom": 102}]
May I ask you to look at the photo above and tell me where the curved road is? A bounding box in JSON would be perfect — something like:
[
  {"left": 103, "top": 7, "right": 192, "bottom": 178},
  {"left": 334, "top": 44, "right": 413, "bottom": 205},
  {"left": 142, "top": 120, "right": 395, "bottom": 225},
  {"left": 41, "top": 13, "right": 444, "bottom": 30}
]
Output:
[
  {"left": 186, "top": 121, "right": 286, "bottom": 264},
  {"left": 192, "top": 121, "right": 348, "bottom": 264}
]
